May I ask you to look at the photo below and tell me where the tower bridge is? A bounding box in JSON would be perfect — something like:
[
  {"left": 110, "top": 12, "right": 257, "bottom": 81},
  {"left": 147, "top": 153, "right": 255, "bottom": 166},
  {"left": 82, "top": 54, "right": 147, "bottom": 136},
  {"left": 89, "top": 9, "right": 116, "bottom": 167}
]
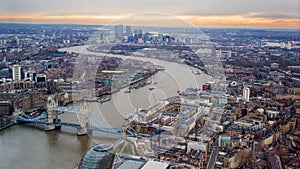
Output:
[{"left": 14, "top": 96, "right": 122, "bottom": 136}]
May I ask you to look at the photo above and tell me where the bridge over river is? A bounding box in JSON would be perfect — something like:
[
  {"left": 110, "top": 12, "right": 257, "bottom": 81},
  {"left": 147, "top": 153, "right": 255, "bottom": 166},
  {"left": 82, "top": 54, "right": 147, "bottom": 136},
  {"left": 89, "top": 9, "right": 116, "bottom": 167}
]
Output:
[{"left": 14, "top": 96, "right": 123, "bottom": 136}]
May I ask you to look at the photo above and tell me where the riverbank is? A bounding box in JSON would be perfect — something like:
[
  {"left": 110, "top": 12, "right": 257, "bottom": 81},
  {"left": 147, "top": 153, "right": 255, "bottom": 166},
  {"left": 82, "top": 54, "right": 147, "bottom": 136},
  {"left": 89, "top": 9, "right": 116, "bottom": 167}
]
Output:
[
  {"left": 87, "top": 45, "right": 207, "bottom": 77},
  {"left": 0, "top": 122, "right": 14, "bottom": 132},
  {"left": 119, "top": 72, "right": 157, "bottom": 89},
  {"left": 82, "top": 69, "right": 159, "bottom": 101},
  {"left": 87, "top": 45, "right": 200, "bottom": 70}
]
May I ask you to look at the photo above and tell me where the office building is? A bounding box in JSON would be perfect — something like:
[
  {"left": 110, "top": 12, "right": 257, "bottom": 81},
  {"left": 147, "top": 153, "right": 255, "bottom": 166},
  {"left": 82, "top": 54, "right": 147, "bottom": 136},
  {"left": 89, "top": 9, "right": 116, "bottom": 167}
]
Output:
[
  {"left": 258, "top": 40, "right": 262, "bottom": 48},
  {"left": 125, "top": 25, "right": 132, "bottom": 36},
  {"left": 12, "top": 64, "right": 22, "bottom": 81},
  {"left": 114, "top": 25, "right": 123, "bottom": 39},
  {"left": 78, "top": 144, "right": 115, "bottom": 169},
  {"left": 211, "top": 46, "right": 216, "bottom": 56},
  {"left": 243, "top": 87, "right": 250, "bottom": 102},
  {"left": 134, "top": 29, "right": 143, "bottom": 37},
  {"left": 218, "top": 135, "right": 231, "bottom": 147},
  {"left": 35, "top": 74, "right": 46, "bottom": 83},
  {"left": 228, "top": 50, "right": 232, "bottom": 58}
]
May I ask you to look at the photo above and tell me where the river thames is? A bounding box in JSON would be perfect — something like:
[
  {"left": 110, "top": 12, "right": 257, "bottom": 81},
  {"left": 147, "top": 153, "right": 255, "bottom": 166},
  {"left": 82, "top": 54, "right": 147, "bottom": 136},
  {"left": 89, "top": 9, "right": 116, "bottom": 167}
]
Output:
[{"left": 0, "top": 45, "right": 210, "bottom": 169}]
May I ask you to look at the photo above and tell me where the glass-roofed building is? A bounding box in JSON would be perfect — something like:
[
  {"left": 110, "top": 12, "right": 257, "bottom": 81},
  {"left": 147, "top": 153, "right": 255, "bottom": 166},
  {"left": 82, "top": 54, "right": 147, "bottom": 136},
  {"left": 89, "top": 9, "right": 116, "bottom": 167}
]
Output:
[
  {"left": 78, "top": 144, "right": 115, "bottom": 169},
  {"left": 78, "top": 143, "right": 170, "bottom": 169}
]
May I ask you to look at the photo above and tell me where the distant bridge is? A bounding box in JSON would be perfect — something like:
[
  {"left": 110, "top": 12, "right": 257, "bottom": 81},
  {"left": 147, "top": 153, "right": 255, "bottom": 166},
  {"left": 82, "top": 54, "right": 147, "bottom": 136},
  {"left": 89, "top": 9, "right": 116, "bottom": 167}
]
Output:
[{"left": 14, "top": 96, "right": 122, "bottom": 136}]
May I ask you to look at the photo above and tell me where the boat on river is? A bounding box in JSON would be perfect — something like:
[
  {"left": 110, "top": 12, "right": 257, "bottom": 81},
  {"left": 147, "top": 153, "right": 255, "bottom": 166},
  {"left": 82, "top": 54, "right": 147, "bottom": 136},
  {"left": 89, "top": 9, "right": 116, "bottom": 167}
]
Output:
[
  {"left": 124, "top": 90, "right": 131, "bottom": 93},
  {"left": 84, "top": 97, "right": 98, "bottom": 102},
  {"left": 99, "top": 98, "right": 110, "bottom": 103}
]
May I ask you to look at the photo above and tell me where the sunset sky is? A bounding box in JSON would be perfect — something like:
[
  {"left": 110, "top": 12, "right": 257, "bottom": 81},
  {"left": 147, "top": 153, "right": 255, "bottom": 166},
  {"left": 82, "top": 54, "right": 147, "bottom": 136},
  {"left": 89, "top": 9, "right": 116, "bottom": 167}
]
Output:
[{"left": 0, "top": 0, "right": 299, "bottom": 28}]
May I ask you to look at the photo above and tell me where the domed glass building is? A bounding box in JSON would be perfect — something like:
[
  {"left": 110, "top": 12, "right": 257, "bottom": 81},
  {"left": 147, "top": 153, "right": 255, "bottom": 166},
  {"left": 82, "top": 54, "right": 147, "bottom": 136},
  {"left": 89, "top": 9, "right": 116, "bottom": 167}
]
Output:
[{"left": 78, "top": 144, "right": 115, "bottom": 169}]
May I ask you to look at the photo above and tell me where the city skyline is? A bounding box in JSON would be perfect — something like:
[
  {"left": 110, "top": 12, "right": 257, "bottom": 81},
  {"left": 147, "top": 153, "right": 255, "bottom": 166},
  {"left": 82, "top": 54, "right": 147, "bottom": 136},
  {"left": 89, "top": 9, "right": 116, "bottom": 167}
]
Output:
[
  {"left": 0, "top": 1, "right": 299, "bottom": 168},
  {"left": 0, "top": 0, "right": 299, "bottom": 28}
]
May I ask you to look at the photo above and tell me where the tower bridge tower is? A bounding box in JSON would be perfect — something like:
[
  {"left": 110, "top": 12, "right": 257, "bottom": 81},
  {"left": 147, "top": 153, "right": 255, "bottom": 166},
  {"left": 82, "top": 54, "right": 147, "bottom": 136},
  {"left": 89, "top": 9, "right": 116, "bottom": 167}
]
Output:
[
  {"left": 77, "top": 102, "right": 90, "bottom": 135},
  {"left": 45, "top": 95, "right": 58, "bottom": 131}
]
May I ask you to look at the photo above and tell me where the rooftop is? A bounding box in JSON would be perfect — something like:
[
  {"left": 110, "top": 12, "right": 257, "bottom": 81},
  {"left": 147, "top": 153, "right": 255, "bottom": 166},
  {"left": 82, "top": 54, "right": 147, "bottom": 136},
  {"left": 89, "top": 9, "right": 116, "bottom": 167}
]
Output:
[{"left": 141, "top": 161, "right": 170, "bottom": 169}]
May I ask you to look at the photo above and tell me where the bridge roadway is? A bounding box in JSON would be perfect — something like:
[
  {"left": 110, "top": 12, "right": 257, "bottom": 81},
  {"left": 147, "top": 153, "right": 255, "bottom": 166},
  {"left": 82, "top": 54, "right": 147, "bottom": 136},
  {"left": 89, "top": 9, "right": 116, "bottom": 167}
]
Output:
[
  {"left": 52, "top": 106, "right": 80, "bottom": 113},
  {"left": 15, "top": 114, "right": 122, "bottom": 135}
]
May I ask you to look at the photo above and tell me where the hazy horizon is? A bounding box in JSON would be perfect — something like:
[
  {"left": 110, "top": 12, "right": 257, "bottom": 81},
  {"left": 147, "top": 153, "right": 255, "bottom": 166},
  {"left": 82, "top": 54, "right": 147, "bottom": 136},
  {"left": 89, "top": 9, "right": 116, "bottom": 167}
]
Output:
[{"left": 0, "top": 0, "right": 299, "bottom": 28}]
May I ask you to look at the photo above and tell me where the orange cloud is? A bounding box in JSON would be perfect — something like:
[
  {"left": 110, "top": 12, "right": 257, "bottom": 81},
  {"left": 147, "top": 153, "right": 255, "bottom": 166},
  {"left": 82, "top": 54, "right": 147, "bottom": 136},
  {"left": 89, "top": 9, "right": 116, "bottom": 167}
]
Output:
[
  {"left": 183, "top": 15, "right": 300, "bottom": 28},
  {"left": 0, "top": 14, "right": 299, "bottom": 28}
]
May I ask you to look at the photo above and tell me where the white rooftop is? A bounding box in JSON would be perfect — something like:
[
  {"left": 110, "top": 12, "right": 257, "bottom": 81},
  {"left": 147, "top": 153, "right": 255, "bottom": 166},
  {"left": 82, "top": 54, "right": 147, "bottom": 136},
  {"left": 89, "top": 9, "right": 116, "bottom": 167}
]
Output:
[{"left": 141, "top": 161, "right": 169, "bottom": 169}]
